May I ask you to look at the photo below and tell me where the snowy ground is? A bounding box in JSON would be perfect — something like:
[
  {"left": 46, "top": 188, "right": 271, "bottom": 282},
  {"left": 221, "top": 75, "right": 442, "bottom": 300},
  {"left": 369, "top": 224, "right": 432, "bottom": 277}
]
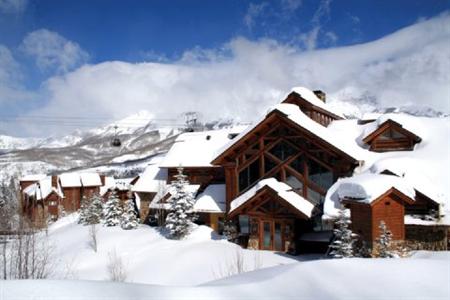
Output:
[{"left": 1, "top": 215, "right": 449, "bottom": 299}]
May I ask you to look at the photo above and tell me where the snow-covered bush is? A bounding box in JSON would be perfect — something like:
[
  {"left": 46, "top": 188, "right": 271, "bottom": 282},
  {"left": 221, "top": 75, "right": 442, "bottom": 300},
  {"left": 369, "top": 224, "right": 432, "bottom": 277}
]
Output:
[
  {"left": 328, "top": 208, "right": 357, "bottom": 258},
  {"left": 165, "top": 167, "right": 196, "bottom": 239},
  {"left": 103, "top": 191, "right": 123, "bottom": 227},
  {"left": 375, "top": 221, "right": 395, "bottom": 258},
  {"left": 120, "top": 199, "right": 139, "bottom": 230}
]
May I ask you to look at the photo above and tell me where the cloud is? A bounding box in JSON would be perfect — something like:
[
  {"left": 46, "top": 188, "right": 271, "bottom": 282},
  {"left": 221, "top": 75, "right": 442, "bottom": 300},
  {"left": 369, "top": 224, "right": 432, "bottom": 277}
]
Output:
[
  {"left": 0, "top": 0, "right": 27, "bottom": 13},
  {"left": 4, "top": 13, "right": 450, "bottom": 137},
  {"left": 244, "top": 2, "right": 269, "bottom": 30},
  {"left": 20, "top": 29, "right": 89, "bottom": 73},
  {"left": 280, "top": 0, "right": 302, "bottom": 11}
]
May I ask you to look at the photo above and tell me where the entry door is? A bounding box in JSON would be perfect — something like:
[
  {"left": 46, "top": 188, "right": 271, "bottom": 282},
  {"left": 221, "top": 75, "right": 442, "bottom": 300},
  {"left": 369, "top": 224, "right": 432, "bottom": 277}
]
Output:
[{"left": 261, "top": 220, "right": 284, "bottom": 251}]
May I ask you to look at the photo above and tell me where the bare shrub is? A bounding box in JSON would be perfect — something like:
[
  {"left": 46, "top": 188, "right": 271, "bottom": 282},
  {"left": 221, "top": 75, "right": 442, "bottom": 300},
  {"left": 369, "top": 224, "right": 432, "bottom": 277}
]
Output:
[
  {"left": 107, "top": 249, "right": 127, "bottom": 282},
  {"left": 213, "top": 247, "right": 264, "bottom": 279},
  {"left": 0, "top": 224, "right": 55, "bottom": 279}
]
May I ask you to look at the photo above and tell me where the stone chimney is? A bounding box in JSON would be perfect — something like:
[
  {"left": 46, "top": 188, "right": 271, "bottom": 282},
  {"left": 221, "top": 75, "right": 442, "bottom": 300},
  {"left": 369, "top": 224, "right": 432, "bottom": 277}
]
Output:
[
  {"left": 51, "top": 175, "right": 58, "bottom": 188},
  {"left": 313, "top": 90, "right": 326, "bottom": 102}
]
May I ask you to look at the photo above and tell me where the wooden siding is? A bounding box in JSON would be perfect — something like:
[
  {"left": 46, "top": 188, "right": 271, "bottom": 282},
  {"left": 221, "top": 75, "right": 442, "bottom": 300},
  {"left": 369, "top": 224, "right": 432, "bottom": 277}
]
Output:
[{"left": 371, "top": 194, "right": 405, "bottom": 240}]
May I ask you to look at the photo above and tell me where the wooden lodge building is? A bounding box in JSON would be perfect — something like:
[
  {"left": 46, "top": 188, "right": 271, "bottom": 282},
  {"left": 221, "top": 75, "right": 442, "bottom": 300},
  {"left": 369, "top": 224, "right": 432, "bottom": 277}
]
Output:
[
  {"left": 19, "top": 172, "right": 135, "bottom": 227},
  {"left": 138, "top": 87, "right": 449, "bottom": 253}
]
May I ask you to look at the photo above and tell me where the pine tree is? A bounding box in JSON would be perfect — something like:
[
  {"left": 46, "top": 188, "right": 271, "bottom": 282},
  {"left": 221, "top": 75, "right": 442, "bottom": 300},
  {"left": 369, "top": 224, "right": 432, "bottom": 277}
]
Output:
[
  {"left": 86, "top": 193, "right": 104, "bottom": 225},
  {"left": 376, "top": 221, "right": 395, "bottom": 258},
  {"left": 328, "top": 208, "right": 357, "bottom": 258},
  {"left": 121, "top": 199, "right": 139, "bottom": 230},
  {"left": 78, "top": 196, "right": 90, "bottom": 225},
  {"left": 103, "top": 190, "right": 123, "bottom": 227},
  {"left": 165, "top": 167, "right": 195, "bottom": 239}
]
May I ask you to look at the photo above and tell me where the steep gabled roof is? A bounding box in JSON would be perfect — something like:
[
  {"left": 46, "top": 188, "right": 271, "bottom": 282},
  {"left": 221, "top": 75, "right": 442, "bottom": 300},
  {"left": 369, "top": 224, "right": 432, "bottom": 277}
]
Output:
[
  {"left": 212, "top": 103, "right": 361, "bottom": 165},
  {"left": 362, "top": 119, "right": 422, "bottom": 144},
  {"left": 229, "top": 178, "right": 314, "bottom": 219},
  {"left": 282, "top": 87, "right": 344, "bottom": 120}
]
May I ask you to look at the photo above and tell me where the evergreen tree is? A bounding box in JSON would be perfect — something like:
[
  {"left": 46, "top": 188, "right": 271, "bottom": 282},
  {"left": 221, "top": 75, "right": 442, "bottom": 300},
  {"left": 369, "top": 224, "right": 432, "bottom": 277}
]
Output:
[
  {"left": 78, "top": 196, "right": 90, "bottom": 225},
  {"left": 165, "top": 167, "right": 195, "bottom": 239},
  {"left": 328, "top": 208, "right": 357, "bottom": 258},
  {"left": 103, "top": 190, "right": 123, "bottom": 227},
  {"left": 86, "top": 193, "right": 104, "bottom": 225},
  {"left": 121, "top": 199, "right": 139, "bottom": 230},
  {"left": 376, "top": 221, "right": 395, "bottom": 258}
]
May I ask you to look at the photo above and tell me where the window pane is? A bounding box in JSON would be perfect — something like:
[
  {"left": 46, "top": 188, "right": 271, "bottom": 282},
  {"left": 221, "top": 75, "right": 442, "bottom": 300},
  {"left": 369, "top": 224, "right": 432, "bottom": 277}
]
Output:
[
  {"left": 290, "top": 155, "right": 304, "bottom": 174},
  {"left": 238, "top": 168, "right": 249, "bottom": 192},
  {"left": 391, "top": 129, "right": 406, "bottom": 139},
  {"left": 307, "top": 158, "right": 333, "bottom": 190},
  {"left": 263, "top": 222, "right": 271, "bottom": 248},
  {"left": 307, "top": 187, "right": 324, "bottom": 205},
  {"left": 269, "top": 141, "right": 297, "bottom": 161},
  {"left": 239, "top": 215, "right": 249, "bottom": 234},
  {"left": 286, "top": 173, "right": 304, "bottom": 194},
  {"left": 249, "top": 159, "right": 260, "bottom": 185},
  {"left": 264, "top": 156, "right": 277, "bottom": 174},
  {"left": 274, "top": 222, "right": 282, "bottom": 251}
]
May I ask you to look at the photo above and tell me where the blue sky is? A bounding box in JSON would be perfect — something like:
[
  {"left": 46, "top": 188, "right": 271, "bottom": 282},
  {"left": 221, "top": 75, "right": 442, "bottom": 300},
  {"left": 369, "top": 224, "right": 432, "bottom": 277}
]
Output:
[{"left": 0, "top": 0, "right": 449, "bottom": 136}]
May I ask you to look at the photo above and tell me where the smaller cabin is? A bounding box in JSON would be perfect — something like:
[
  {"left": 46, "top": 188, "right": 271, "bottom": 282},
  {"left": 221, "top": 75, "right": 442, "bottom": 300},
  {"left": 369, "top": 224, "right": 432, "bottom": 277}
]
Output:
[{"left": 363, "top": 119, "right": 422, "bottom": 152}]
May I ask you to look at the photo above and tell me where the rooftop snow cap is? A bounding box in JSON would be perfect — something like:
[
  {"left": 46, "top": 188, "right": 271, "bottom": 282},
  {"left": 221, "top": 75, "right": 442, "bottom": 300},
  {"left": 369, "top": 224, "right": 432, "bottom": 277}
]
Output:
[{"left": 313, "top": 90, "right": 326, "bottom": 102}]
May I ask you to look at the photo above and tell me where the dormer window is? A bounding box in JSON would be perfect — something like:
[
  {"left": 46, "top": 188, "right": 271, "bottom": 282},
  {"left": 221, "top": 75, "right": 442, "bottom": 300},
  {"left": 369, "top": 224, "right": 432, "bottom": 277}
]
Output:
[{"left": 363, "top": 119, "right": 421, "bottom": 152}]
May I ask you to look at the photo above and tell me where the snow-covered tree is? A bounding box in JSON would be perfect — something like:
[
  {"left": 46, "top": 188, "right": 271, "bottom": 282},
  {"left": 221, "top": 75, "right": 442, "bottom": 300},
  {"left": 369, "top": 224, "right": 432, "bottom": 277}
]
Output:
[
  {"left": 103, "top": 191, "right": 123, "bottom": 227},
  {"left": 165, "top": 167, "right": 196, "bottom": 239},
  {"left": 121, "top": 199, "right": 139, "bottom": 230},
  {"left": 328, "top": 208, "right": 357, "bottom": 258},
  {"left": 86, "top": 193, "right": 104, "bottom": 225},
  {"left": 376, "top": 221, "right": 395, "bottom": 258},
  {"left": 78, "top": 196, "right": 90, "bottom": 225}
]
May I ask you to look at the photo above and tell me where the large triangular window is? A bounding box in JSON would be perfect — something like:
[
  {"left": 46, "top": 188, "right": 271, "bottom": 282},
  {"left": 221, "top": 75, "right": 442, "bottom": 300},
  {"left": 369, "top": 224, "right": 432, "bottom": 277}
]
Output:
[{"left": 268, "top": 140, "right": 297, "bottom": 161}]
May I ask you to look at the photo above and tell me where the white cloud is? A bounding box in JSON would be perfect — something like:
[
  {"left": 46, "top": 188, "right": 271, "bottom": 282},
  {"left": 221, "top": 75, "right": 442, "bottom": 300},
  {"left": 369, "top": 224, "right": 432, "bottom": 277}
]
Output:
[
  {"left": 21, "top": 29, "right": 89, "bottom": 73},
  {"left": 0, "top": 0, "right": 27, "bottom": 13},
  {"left": 6, "top": 13, "right": 450, "bottom": 137},
  {"left": 244, "top": 2, "right": 269, "bottom": 30},
  {"left": 280, "top": 0, "right": 302, "bottom": 11}
]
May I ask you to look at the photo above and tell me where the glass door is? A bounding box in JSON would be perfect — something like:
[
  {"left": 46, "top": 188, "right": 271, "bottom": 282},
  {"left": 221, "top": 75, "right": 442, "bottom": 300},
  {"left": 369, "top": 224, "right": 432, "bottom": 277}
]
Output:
[
  {"left": 262, "top": 221, "right": 272, "bottom": 250},
  {"left": 274, "top": 221, "right": 283, "bottom": 251}
]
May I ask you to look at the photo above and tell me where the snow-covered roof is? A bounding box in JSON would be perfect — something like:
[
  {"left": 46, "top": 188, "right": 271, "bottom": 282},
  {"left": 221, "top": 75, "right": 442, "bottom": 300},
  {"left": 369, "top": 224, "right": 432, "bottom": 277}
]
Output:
[
  {"left": 149, "top": 184, "right": 201, "bottom": 210},
  {"left": 20, "top": 174, "right": 46, "bottom": 182},
  {"left": 59, "top": 173, "right": 82, "bottom": 187},
  {"left": 132, "top": 164, "right": 168, "bottom": 193},
  {"left": 80, "top": 173, "right": 102, "bottom": 187},
  {"left": 214, "top": 103, "right": 364, "bottom": 163},
  {"left": 194, "top": 184, "right": 226, "bottom": 213},
  {"left": 23, "top": 176, "right": 63, "bottom": 200},
  {"left": 230, "top": 178, "right": 315, "bottom": 218},
  {"left": 362, "top": 115, "right": 422, "bottom": 142},
  {"left": 324, "top": 174, "right": 416, "bottom": 218},
  {"left": 405, "top": 214, "right": 450, "bottom": 226},
  {"left": 100, "top": 176, "right": 116, "bottom": 196},
  {"left": 160, "top": 127, "right": 246, "bottom": 168},
  {"left": 289, "top": 87, "right": 344, "bottom": 118}
]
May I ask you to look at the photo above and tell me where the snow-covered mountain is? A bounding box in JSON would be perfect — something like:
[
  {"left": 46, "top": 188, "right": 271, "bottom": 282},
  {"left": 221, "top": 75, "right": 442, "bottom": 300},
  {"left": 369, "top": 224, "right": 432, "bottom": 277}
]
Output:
[{"left": 0, "top": 110, "right": 184, "bottom": 182}]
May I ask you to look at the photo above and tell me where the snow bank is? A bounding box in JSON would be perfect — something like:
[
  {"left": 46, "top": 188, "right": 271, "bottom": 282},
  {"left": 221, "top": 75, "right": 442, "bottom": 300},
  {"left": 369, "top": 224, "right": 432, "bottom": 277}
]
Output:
[
  {"left": 45, "top": 216, "right": 296, "bottom": 286},
  {"left": 3, "top": 252, "right": 448, "bottom": 300}
]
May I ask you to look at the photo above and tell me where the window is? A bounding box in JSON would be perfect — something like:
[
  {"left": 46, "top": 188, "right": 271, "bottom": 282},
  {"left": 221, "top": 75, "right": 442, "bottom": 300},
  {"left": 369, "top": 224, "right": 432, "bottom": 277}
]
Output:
[
  {"left": 264, "top": 155, "right": 277, "bottom": 174},
  {"left": 307, "top": 187, "right": 324, "bottom": 205},
  {"left": 286, "top": 172, "right": 304, "bottom": 194},
  {"left": 289, "top": 155, "right": 304, "bottom": 174},
  {"left": 307, "top": 158, "right": 333, "bottom": 190},
  {"left": 239, "top": 215, "right": 250, "bottom": 234},
  {"left": 268, "top": 140, "right": 297, "bottom": 161},
  {"left": 239, "top": 158, "right": 260, "bottom": 192}
]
